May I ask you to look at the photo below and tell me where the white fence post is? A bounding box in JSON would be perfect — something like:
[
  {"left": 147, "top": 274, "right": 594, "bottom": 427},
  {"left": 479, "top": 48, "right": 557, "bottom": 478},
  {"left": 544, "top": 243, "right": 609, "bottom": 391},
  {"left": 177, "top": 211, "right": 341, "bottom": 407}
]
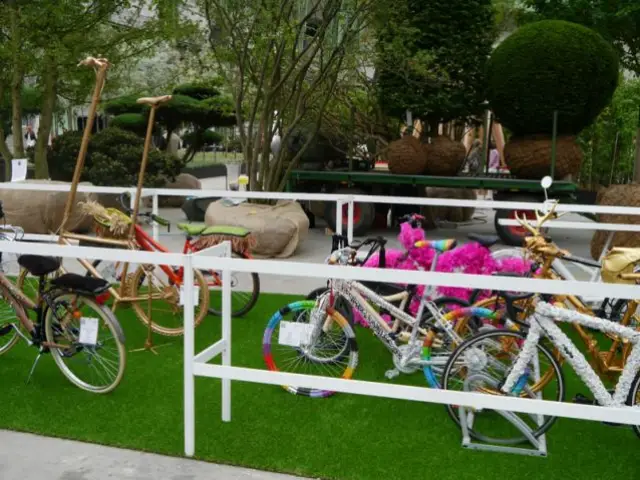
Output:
[
  {"left": 347, "top": 197, "right": 354, "bottom": 243},
  {"left": 335, "top": 200, "right": 343, "bottom": 236},
  {"left": 222, "top": 242, "right": 232, "bottom": 422},
  {"left": 183, "top": 253, "right": 196, "bottom": 457},
  {"left": 152, "top": 193, "right": 159, "bottom": 242}
]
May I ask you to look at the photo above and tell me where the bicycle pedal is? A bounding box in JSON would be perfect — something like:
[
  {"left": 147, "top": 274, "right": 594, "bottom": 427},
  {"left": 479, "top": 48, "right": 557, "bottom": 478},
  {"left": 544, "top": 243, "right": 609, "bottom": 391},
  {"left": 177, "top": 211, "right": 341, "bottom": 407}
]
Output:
[{"left": 384, "top": 369, "right": 400, "bottom": 380}]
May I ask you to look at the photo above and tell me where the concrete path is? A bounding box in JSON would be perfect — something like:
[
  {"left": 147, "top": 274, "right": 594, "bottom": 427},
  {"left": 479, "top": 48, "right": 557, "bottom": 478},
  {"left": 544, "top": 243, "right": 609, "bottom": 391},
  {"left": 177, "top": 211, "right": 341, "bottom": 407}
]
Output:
[{"left": 0, "top": 430, "right": 308, "bottom": 480}]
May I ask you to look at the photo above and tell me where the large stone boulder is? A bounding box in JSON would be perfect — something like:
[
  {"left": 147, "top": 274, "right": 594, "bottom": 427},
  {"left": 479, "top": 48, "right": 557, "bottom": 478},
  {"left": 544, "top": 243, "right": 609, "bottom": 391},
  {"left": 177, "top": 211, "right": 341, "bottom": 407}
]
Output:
[
  {"left": 0, "top": 180, "right": 97, "bottom": 234},
  {"left": 204, "top": 200, "right": 309, "bottom": 258}
]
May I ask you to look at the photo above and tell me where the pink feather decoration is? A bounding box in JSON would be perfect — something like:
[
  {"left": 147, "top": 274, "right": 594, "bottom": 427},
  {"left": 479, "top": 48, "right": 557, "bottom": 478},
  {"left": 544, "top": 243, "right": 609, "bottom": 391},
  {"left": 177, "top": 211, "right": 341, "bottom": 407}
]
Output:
[{"left": 349, "top": 221, "right": 531, "bottom": 327}]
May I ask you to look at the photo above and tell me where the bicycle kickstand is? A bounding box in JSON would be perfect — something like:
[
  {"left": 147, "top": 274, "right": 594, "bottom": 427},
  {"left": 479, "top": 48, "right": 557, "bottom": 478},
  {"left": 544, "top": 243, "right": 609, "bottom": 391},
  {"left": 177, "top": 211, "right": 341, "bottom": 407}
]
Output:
[{"left": 26, "top": 347, "right": 45, "bottom": 385}]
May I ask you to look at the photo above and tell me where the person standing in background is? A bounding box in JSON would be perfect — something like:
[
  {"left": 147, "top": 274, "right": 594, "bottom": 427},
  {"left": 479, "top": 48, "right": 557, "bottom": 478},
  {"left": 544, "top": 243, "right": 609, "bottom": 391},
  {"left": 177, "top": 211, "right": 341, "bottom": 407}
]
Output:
[
  {"left": 24, "top": 125, "right": 37, "bottom": 149},
  {"left": 489, "top": 140, "right": 500, "bottom": 172}
]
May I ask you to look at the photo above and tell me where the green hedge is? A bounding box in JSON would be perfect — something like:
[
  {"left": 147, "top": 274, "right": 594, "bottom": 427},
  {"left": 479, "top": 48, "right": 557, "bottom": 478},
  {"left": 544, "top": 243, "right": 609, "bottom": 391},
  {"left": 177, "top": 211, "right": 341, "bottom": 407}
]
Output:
[
  {"left": 48, "top": 127, "right": 182, "bottom": 187},
  {"left": 487, "top": 20, "right": 619, "bottom": 135},
  {"left": 110, "top": 113, "right": 148, "bottom": 136}
]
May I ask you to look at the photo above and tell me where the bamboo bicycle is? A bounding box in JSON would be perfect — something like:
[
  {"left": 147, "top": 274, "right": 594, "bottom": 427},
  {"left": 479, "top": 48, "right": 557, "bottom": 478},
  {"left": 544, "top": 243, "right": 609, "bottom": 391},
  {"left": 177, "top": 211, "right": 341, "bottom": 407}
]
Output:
[
  {"left": 18, "top": 64, "right": 209, "bottom": 338},
  {"left": 55, "top": 94, "right": 210, "bottom": 337}
]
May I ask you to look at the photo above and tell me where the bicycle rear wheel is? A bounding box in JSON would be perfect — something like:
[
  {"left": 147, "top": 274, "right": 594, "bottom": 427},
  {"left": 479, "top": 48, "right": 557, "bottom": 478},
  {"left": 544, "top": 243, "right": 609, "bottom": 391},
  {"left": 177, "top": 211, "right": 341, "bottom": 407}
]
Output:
[
  {"left": 442, "top": 329, "right": 564, "bottom": 445},
  {"left": 45, "top": 292, "right": 126, "bottom": 393},
  {"left": 262, "top": 300, "right": 358, "bottom": 397}
]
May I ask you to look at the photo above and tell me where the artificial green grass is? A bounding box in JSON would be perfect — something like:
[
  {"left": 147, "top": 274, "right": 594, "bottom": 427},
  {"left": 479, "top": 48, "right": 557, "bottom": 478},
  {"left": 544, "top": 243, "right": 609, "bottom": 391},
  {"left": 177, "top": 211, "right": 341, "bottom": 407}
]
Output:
[{"left": 0, "top": 292, "right": 637, "bottom": 480}]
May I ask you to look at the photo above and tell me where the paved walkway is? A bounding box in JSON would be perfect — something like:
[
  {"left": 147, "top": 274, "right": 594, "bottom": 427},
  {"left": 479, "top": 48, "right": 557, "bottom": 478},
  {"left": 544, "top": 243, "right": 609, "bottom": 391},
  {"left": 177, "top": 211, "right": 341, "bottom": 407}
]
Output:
[{"left": 0, "top": 430, "right": 308, "bottom": 480}]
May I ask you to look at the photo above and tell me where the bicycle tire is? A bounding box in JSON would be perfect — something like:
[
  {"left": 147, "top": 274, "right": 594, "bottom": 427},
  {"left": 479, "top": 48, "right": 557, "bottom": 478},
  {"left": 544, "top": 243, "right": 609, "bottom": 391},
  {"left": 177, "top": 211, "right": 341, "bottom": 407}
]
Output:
[
  {"left": 130, "top": 264, "right": 209, "bottom": 336},
  {"left": 207, "top": 251, "right": 260, "bottom": 317},
  {"left": 0, "top": 285, "right": 26, "bottom": 355},
  {"left": 442, "top": 329, "right": 564, "bottom": 445},
  {"left": 262, "top": 300, "right": 358, "bottom": 397},
  {"left": 45, "top": 292, "right": 126, "bottom": 394},
  {"left": 626, "top": 372, "right": 640, "bottom": 439}
]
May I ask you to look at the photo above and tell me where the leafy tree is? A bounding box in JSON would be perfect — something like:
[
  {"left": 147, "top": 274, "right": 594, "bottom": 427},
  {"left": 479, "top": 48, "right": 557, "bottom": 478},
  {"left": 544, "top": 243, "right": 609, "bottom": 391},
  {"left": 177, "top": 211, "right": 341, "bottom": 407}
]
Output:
[
  {"left": 197, "top": 0, "right": 376, "bottom": 192},
  {"left": 374, "top": 0, "right": 496, "bottom": 133},
  {"left": 0, "top": 0, "right": 193, "bottom": 179},
  {"left": 578, "top": 77, "right": 640, "bottom": 189},
  {"left": 505, "top": 0, "right": 640, "bottom": 75}
]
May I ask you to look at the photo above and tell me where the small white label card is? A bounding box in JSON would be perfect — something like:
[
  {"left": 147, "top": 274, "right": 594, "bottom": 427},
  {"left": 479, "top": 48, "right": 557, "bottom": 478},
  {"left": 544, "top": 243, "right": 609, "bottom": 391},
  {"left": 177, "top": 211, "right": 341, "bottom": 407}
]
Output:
[
  {"left": 278, "top": 321, "right": 314, "bottom": 347},
  {"left": 79, "top": 317, "right": 100, "bottom": 345},
  {"left": 179, "top": 285, "right": 200, "bottom": 306},
  {"left": 11, "top": 158, "right": 27, "bottom": 182}
]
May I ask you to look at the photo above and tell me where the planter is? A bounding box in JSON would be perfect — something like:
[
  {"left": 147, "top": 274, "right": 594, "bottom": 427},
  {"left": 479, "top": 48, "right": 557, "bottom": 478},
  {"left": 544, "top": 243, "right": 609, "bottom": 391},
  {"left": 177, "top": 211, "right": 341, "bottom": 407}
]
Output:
[
  {"left": 422, "top": 136, "right": 466, "bottom": 176},
  {"left": 386, "top": 136, "right": 427, "bottom": 175},
  {"left": 504, "top": 134, "right": 582, "bottom": 179}
]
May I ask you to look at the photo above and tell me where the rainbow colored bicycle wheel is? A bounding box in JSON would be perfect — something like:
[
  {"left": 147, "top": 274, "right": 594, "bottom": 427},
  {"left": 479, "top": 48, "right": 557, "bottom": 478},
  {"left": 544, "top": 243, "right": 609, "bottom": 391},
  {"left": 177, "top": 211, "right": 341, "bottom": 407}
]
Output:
[{"left": 262, "top": 300, "right": 358, "bottom": 397}]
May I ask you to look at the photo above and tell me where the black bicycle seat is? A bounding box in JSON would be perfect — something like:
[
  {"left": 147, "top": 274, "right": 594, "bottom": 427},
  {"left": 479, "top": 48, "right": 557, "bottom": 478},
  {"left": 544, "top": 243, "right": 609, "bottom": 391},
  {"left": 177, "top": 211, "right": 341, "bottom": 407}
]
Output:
[
  {"left": 467, "top": 233, "right": 500, "bottom": 249},
  {"left": 51, "top": 274, "right": 110, "bottom": 295},
  {"left": 18, "top": 255, "right": 61, "bottom": 277}
]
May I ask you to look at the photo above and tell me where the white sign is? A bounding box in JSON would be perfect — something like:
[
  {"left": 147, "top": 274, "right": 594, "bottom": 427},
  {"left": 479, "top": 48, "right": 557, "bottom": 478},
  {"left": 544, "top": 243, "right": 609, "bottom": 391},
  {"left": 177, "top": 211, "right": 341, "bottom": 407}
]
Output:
[
  {"left": 11, "top": 158, "right": 27, "bottom": 182},
  {"left": 278, "top": 321, "right": 314, "bottom": 347},
  {"left": 179, "top": 285, "right": 200, "bottom": 306},
  {"left": 79, "top": 317, "right": 99, "bottom": 346}
]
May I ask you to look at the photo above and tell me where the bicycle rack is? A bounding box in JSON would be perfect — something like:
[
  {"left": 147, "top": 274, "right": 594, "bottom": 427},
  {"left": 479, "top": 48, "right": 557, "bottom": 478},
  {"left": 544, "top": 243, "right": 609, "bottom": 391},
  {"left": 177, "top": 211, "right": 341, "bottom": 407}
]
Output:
[{"left": 457, "top": 361, "right": 548, "bottom": 457}]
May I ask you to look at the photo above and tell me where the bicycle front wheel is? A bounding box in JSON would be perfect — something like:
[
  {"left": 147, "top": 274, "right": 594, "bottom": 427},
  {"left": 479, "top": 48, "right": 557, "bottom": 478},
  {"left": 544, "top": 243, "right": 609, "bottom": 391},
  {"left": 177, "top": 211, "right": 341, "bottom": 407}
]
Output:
[
  {"left": 262, "top": 300, "right": 358, "bottom": 397},
  {"left": 45, "top": 293, "right": 126, "bottom": 394},
  {"left": 442, "top": 329, "right": 564, "bottom": 445},
  {"left": 207, "top": 251, "right": 260, "bottom": 317},
  {"left": 131, "top": 265, "right": 209, "bottom": 336}
]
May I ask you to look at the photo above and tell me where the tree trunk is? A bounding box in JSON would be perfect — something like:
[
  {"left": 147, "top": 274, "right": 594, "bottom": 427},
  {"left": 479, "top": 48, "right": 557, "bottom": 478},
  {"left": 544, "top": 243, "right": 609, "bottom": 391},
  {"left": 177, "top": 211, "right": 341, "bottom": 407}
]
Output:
[
  {"left": 34, "top": 56, "right": 58, "bottom": 179},
  {"left": 634, "top": 108, "right": 640, "bottom": 183},
  {"left": 9, "top": 4, "right": 24, "bottom": 160}
]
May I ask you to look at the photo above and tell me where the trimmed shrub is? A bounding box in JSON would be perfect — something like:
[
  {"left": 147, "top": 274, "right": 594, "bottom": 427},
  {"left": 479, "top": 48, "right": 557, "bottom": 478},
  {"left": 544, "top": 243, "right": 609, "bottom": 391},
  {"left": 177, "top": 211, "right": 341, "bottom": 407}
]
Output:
[
  {"left": 487, "top": 20, "right": 619, "bottom": 135},
  {"left": 110, "top": 113, "right": 148, "bottom": 136},
  {"left": 103, "top": 95, "right": 149, "bottom": 116},
  {"left": 47, "top": 127, "right": 182, "bottom": 187}
]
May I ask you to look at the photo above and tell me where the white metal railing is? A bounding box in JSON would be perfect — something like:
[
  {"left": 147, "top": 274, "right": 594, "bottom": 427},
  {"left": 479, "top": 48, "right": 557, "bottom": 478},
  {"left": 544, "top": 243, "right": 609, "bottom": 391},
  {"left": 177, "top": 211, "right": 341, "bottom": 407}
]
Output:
[
  {"left": 2, "top": 237, "right": 640, "bottom": 459},
  {"left": 1, "top": 181, "right": 639, "bottom": 245}
]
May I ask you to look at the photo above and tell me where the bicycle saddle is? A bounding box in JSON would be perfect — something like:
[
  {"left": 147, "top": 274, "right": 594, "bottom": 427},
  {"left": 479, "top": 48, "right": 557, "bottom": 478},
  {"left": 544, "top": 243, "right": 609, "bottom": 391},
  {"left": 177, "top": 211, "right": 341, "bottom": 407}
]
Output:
[
  {"left": 18, "top": 255, "right": 61, "bottom": 277},
  {"left": 51, "top": 274, "right": 110, "bottom": 295},
  {"left": 467, "top": 233, "right": 500, "bottom": 249}
]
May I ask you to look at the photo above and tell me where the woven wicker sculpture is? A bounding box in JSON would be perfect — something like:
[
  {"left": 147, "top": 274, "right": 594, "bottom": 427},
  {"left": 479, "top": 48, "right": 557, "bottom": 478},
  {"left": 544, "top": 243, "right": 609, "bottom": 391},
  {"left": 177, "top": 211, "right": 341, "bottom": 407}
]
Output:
[
  {"left": 386, "top": 135, "right": 427, "bottom": 175},
  {"left": 590, "top": 184, "right": 640, "bottom": 260},
  {"left": 504, "top": 134, "right": 583, "bottom": 179},
  {"left": 423, "top": 136, "right": 466, "bottom": 176}
]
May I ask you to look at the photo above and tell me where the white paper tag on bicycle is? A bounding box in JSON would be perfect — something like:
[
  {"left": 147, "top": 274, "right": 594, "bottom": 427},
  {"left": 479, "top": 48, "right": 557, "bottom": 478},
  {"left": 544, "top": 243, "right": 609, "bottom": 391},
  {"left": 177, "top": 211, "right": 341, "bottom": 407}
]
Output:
[
  {"left": 278, "top": 321, "right": 314, "bottom": 347},
  {"left": 79, "top": 317, "right": 99, "bottom": 345},
  {"left": 179, "top": 285, "right": 200, "bottom": 306}
]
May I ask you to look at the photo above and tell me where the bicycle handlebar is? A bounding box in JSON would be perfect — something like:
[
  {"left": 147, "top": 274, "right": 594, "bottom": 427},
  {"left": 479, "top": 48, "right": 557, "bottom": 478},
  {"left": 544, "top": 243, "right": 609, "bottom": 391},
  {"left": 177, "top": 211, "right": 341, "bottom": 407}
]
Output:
[{"left": 118, "top": 192, "right": 170, "bottom": 227}]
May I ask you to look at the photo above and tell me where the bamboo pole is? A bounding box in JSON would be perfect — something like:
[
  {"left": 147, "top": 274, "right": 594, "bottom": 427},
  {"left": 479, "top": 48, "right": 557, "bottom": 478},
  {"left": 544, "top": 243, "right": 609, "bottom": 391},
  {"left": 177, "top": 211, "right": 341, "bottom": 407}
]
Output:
[{"left": 58, "top": 58, "right": 109, "bottom": 236}]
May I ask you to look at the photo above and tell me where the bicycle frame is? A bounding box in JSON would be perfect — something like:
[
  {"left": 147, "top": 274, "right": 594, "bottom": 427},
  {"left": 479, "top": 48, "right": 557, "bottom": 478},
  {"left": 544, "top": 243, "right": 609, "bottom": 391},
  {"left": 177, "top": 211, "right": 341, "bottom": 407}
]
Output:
[
  {"left": 534, "top": 253, "right": 638, "bottom": 375},
  {"left": 503, "top": 302, "right": 640, "bottom": 407}
]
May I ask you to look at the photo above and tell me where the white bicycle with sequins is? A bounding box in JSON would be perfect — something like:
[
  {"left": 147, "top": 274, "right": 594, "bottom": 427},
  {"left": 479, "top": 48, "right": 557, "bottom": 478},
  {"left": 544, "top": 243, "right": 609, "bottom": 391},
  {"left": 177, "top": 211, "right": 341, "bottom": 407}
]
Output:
[{"left": 441, "top": 300, "right": 640, "bottom": 445}]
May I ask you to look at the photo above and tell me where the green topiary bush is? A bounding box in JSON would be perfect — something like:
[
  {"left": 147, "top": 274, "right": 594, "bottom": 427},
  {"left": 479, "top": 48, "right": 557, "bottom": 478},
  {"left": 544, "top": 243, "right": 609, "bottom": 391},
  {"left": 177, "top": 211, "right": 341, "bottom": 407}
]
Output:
[
  {"left": 48, "top": 127, "right": 182, "bottom": 187},
  {"left": 487, "top": 20, "right": 619, "bottom": 135},
  {"left": 110, "top": 113, "right": 148, "bottom": 136}
]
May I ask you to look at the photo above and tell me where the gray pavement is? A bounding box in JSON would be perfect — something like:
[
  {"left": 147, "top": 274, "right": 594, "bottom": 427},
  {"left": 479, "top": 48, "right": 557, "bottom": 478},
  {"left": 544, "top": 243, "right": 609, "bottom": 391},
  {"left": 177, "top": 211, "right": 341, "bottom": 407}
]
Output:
[
  {"left": 0, "top": 174, "right": 599, "bottom": 479},
  {"left": 0, "top": 430, "right": 309, "bottom": 480}
]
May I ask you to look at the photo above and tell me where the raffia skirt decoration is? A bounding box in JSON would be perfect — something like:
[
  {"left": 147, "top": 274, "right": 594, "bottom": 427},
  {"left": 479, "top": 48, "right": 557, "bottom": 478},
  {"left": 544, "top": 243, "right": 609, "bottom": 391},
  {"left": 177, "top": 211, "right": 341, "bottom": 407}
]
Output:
[{"left": 80, "top": 201, "right": 132, "bottom": 240}]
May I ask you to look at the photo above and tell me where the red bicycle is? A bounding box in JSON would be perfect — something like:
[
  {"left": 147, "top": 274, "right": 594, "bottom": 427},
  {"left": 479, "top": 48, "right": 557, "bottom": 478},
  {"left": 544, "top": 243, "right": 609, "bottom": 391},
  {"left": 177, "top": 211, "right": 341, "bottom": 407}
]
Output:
[{"left": 91, "top": 194, "right": 260, "bottom": 318}]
